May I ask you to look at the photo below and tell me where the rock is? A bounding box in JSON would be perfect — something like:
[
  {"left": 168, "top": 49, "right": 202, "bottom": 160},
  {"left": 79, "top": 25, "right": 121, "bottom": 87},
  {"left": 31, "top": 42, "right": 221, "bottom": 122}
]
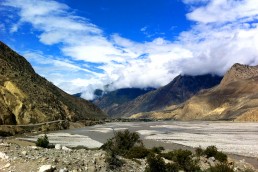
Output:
[
  {"left": 208, "top": 157, "right": 215, "bottom": 162},
  {"left": 62, "top": 146, "right": 71, "bottom": 151},
  {"left": 55, "top": 144, "right": 62, "bottom": 150},
  {"left": 59, "top": 168, "right": 68, "bottom": 172},
  {"left": 4, "top": 163, "right": 11, "bottom": 168},
  {"left": 21, "top": 151, "right": 27, "bottom": 156},
  {"left": 207, "top": 157, "right": 216, "bottom": 167},
  {"left": 0, "top": 143, "right": 10, "bottom": 147},
  {"left": 0, "top": 152, "right": 9, "bottom": 159},
  {"left": 30, "top": 146, "right": 39, "bottom": 150},
  {"left": 38, "top": 165, "right": 56, "bottom": 172}
]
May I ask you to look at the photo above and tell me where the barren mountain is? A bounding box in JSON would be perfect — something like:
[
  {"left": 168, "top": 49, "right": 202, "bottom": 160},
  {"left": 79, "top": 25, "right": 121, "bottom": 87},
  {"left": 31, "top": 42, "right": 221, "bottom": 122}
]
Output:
[
  {"left": 132, "top": 63, "right": 258, "bottom": 121},
  {"left": 0, "top": 42, "right": 105, "bottom": 125},
  {"left": 93, "top": 88, "right": 155, "bottom": 115},
  {"left": 104, "top": 74, "right": 222, "bottom": 117}
]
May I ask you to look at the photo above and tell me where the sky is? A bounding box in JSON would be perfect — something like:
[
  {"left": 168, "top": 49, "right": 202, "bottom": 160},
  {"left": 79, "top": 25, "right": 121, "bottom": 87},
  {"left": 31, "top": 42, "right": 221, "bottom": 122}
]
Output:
[{"left": 1, "top": 0, "right": 258, "bottom": 100}]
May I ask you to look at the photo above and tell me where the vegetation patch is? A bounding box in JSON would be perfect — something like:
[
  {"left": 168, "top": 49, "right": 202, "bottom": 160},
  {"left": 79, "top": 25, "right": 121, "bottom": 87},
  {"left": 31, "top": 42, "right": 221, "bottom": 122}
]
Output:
[
  {"left": 36, "top": 134, "right": 49, "bottom": 148},
  {"left": 100, "top": 130, "right": 237, "bottom": 172}
]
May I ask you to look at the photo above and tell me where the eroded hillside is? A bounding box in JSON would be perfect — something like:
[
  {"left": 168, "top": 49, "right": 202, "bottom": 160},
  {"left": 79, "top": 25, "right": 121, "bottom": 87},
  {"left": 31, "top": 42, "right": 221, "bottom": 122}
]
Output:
[{"left": 0, "top": 42, "right": 106, "bottom": 125}]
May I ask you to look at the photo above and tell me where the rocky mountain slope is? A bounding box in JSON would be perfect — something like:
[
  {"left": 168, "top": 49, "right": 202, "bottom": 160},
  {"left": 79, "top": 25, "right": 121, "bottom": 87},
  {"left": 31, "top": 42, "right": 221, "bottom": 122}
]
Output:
[
  {"left": 133, "top": 63, "right": 258, "bottom": 121},
  {"left": 0, "top": 41, "right": 105, "bottom": 125},
  {"left": 93, "top": 87, "right": 155, "bottom": 116},
  {"left": 104, "top": 74, "right": 222, "bottom": 117}
]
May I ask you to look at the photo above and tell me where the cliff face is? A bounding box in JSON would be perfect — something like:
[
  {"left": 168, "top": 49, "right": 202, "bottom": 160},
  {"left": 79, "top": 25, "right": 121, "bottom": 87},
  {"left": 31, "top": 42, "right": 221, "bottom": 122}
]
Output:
[
  {"left": 132, "top": 63, "right": 258, "bottom": 122},
  {"left": 0, "top": 42, "right": 106, "bottom": 125}
]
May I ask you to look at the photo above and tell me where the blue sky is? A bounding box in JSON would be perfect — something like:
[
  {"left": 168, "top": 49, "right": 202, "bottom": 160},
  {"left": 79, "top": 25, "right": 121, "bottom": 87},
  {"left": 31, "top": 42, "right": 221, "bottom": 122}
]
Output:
[{"left": 1, "top": 0, "right": 258, "bottom": 99}]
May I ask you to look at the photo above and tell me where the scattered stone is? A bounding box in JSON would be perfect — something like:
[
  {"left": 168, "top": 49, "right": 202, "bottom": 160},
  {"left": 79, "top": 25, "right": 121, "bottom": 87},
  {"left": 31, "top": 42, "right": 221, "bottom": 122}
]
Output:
[
  {"left": 59, "top": 168, "right": 68, "bottom": 172},
  {"left": 208, "top": 157, "right": 215, "bottom": 162},
  {"left": 30, "top": 146, "right": 39, "bottom": 150},
  {"left": 4, "top": 163, "right": 11, "bottom": 168},
  {"left": 21, "top": 151, "right": 27, "bottom": 156},
  {"left": 62, "top": 146, "right": 71, "bottom": 151},
  {"left": 38, "top": 165, "right": 56, "bottom": 172},
  {"left": 55, "top": 144, "right": 62, "bottom": 150},
  {"left": 0, "top": 143, "right": 10, "bottom": 147},
  {"left": 0, "top": 152, "right": 9, "bottom": 159}
]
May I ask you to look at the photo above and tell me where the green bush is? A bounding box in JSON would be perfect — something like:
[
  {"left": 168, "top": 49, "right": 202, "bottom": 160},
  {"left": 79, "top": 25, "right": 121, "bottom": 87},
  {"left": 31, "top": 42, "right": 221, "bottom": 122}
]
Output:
[
  {"left": 161, "top": 151, "right": 174, "bottom": 161},
  {"left": 36, "top": 134, "right": 49, "bottom": 148},
  {"left": 145, "top": 153, "right": 166, "bottom": 172},
  {"left": 161, "top": 149, "right": 200, "bottom": 172},
  {"left": 195, "top": 146, "right": 204, "bottom": 157},
  {"left": 150, "top": 146, "right": 165, "bottom": 154},
  {"left": 206, "top": 163, "right": 233, "bottom": 172},
  {"left": 106, "top": 151, "right": 124, "bottom": 170},
  {"left": 101, "top": 129, "right": 142, "bottom": 156},
  {"left": 215, "top": 151, "right": 227, "bottom": 163},
  {"left": 101, "top": 130, "right": 143, "bottom": 170},
  {"left": 126, "top": 146, "right": 150, "bottom": 159},
  {"left": 173, "top": 149, "right": 199, "bottom": 172},
  {"left": 165, "top": 163, "right": 180, "bottom": 172},
  {"left": 204, "top": 146, "right": 218, "bottom": 158},
  {"left": 203, "top": 146, "right": 227, "bottom": 162}
]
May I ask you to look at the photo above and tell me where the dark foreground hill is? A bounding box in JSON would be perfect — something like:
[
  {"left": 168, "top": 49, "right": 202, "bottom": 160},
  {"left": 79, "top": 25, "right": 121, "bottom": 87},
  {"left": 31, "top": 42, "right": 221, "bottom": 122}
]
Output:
[
  {"left": 99, "top": 74, "right": 222, "bottom": 117},
  {"left": 0, "top": 41, "right": 106, "bottom": 125}
]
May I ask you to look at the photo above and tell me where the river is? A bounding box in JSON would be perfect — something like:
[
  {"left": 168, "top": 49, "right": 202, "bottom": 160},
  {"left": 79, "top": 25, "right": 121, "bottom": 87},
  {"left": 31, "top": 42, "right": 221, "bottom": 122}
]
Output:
[{"left": 22, "top": 121, "right": 258, "bottom": 158}]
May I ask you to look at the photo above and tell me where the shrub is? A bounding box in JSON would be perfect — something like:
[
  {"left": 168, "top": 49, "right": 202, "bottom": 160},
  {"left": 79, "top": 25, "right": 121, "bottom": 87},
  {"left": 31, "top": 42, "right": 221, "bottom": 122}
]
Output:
[
  {"left": 101, "top": 129, "right": 142, "bottom": 156},
  {"left": 195, "top": 146, "right": 204, "bottom": 157},
  {"left": 36, "top": 134, "right": 49, "bottom": 148},
  {"left": 106, "top": 151, "right": 124, "bottom": 170},
  {"left": 101, "top": 130, "right": 143, "bottom": 170},
  {"left": 126, "top": 146, "right": 150, "bottom": 159},
  {"left": 204, "top": 146, "right": 227, "bottom": 162},
  {"left": 215, "top": 151, "right": 227, "bottom": 163},
  {"left": 161, "top": 149, "right": 200, "bottom": 172},
  {"left": 207, "top": 163, "right": 233, "bottom": 172},
  {"left": 173, "top": 149, "right": 192, "bottom": 166},
  {"left": 150, "top": 146, "right": 165, "bottom": 154},
  {"left": 165, "top": 163, "right": 180, "bottom": 172},
  {"left": 145, "top": 153, "right": 166, "bottom": 172},
  {"left": 173, "top": 149, "right": 199, "bottom": 172},
  {"left": 204, "top": 146, "right": 218, "bottom": 158},
  {"left": 161, "top": 151, "right": 174, "bottom": 161}
]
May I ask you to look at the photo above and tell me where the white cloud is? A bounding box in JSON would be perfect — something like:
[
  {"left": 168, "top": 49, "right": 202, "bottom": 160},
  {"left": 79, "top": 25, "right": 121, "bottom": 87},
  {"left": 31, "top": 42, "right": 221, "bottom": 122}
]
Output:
[
  {"left": 186, "top": 0, "right": 258, "bottom": 24},
  {"left": 2, "top": 0, "right": 258, "bottom": 100}
]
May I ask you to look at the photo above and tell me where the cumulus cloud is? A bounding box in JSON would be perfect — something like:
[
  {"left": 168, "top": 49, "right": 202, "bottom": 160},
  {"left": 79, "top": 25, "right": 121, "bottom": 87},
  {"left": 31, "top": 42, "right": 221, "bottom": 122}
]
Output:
[
  {"left": 186, "top": 0, "right": 258, "bottom": 24},
  {"left": 1, "top": 0, "right": 258, "bottom": 100}
]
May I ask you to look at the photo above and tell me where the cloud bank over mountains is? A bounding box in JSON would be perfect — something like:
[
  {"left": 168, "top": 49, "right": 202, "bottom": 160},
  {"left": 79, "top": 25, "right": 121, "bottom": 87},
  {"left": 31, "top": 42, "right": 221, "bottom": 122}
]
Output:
[{"left": 2, "top": 0, "right": 258, "bottom": 99}]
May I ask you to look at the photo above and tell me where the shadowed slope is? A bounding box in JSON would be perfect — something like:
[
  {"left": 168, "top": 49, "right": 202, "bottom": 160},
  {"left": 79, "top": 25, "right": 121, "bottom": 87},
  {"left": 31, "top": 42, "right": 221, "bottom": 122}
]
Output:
[{"left": 104, "top": 74, "right": 222, "bottom": 117}]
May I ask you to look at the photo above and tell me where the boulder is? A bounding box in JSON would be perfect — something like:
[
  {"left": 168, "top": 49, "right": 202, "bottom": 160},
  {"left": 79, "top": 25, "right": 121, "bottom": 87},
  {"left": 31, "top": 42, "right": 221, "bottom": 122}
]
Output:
[
  {"left": 38, "top": 165, "right": 56, "bottom": 172},
  {"left": 62, "top": 146, "right": 71, "bottom": 151},
  {"left": 59, "top": 168, "right": 68, "bottom": 172},
  {"left": 0, "top": 152, "right": 9, "bottom": 159},
  {"left": 55, "top": 144, "right": 62, "bottom": 150}
]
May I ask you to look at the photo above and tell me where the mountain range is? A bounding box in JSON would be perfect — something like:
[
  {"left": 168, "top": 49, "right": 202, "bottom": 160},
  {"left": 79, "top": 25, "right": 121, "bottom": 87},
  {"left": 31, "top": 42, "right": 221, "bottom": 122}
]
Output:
[
  {"left": 0, "top": 41, "right": 106, "bottom": 125},
  {"left": 132, "top": 63, "right": 258, "bottom": 121},
  {"left": 93, "top": 74, "right": 222, "bottom": 117},
  {"left": 1, "top": 40, "right": 257, "bottom": 124}
]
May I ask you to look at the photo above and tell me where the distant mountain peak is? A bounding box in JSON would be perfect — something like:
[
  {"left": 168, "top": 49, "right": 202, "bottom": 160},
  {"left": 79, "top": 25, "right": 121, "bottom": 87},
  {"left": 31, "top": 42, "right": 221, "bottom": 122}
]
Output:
[
  {"left": 220, "top": 63, "right": 258, "bottom": 87},
  {"left": 95, "top": 74, "right": 222, "bottom": 117}
]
